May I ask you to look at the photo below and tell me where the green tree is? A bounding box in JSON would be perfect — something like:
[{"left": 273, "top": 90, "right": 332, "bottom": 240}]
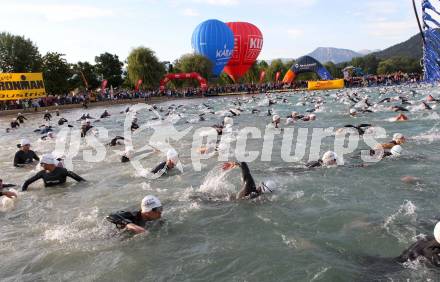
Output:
[
  {"left": 95, "top": 52, "right": 124, "bottom": 88},
  {"left": 126, "top": 47, "right": 165, "bottom": 89},
  {"left": 377, "top": 57, "right": 422, "bottom": 74},
  {"left": 267, "top": 59, "right": 289, "bottom": 82},
  {"left": 323, "top": 62, "right": 343, "bottom": 79},
  {"left": 0, "top": 32, "right": 42, "bottom": 72},
  {"left": 350, "top": 54, "right": 379, "bottom": 75},
  {"left": 241, "top": 62, "right": 260, "bottom": 83},
  {"left": 71, "top": 61, "right": 99, "bottom": 90},
  {"left": 42, "top": 52, "right": 73, "bottom": 95},
  {"left": 173, "top": 53, "right": 213, "bottom": 87}
]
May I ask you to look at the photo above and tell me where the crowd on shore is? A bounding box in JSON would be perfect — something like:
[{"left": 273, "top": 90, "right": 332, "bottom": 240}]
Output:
[{"left": 0, "top": 72, "right": 423, "bottom": 111}]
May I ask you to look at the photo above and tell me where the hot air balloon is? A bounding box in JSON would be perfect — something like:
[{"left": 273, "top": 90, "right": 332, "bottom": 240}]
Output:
[
  {"left": 223, "top": 22, "right": 263, "bottom": 82},
  {"left": 191, "top": 19, "right": 235, "bottom": 76}
]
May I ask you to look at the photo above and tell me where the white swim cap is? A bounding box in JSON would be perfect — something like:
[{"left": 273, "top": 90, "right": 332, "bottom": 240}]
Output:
[
  {"left": 272, "top": 115, "right": 280, "bottom": 122},
  {"left": 434, "top": 222, "right": 440, "bottom": 244},
  {"left": 11, "top": 118, "right": 16, "bottom": 122},
  {"left": 309, "top": 114, "right": 317, "bottom": 120},
  {"left": 390, "top": 145, "right": 403, "bottom": 156},
  {"left": 322, "top": 151, "right": 338, "bottom": 165},
  {"left": 47, "top": 132, "right": 54, "bottom": 138},
  {"left": 40, "top": 154, "right": 56, "bottom": 165},
  {"left": 81, "top": 120, "right": 86, "bottom": 126},
  {"left": 18, "top": 113, "right": 22, "bottom": 115},
  {"left": 286, "top": 118, "right": 294, "bottom": 125},
  {"left": 166, "top": 149, "right": 179, "bottom": 163},
  {"left": 393, "top": 133, "right": 404, "bottom": 141},
  {"left": 20, "top": 138, "right": 31, "bottom": 146},
  {"left": 350, "top": 108, "right": 357, "bottom": 114},
  {"left": 291, "top": 111, "right": 298, "bottom": 117},
  {"left": 141, "top": 195, "right": 162, "bottom": 213},
  {"left": 86, "top": 119, "right": 91, "bottom": 123},
  {"left": 224, "top": 117, "right": 233, "bottom": 127}
]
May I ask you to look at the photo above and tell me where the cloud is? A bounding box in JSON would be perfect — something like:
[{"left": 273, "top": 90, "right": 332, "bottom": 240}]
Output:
[
  {"left": 287, "top": 28, "right": 304, "bottom": 38},
  {"left": 1, "top": 3, "right": 113, "bottom": 22},
  {"left": 182, "top": 8, "right": 200, "bottom": 17}
]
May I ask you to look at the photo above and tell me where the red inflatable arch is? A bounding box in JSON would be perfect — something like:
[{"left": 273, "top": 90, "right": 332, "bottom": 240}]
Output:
[{"left": 159, "top": 72, "right": 208, "bottom": 92}]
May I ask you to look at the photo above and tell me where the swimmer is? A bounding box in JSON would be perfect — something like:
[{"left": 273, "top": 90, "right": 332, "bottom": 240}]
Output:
[
  {"left": 107, "top": 136, "right": 125, "bottom": 146},
  {"left": 291, "top": 112, "right": 305, "bottom": 120},
  {"left": 121, "top": 149, "right": 134, "bottom": 163},
  {"left": 100, "top": 110, "right": 110, "bottom": 119},
  {"left": 272, "top": 115, "right": 281, "bottom": 128},
  {"left": 131, "top": 118, "right": 139, "bottom": 131},
  {"left": 395, "top": 222, "right": 440, "bottom": 267},
  {"left": 349, "top": 108, "right": 357, "bottom": 117},
  {"left": 21, "top": 154, "right": 85, "bottom": 191},
  {"left": 14, "top": 139, "right": 39, "bottom": 167},
  {"left": 106, "top": 195, "right": 163, "bottom": 234},
  {"left": 80, "top": 120, "right": 93, "bottom": 137},
  {"left": 150, "top": 149, "right": 180, "bottom": 176},
  {"left": 306, "top": 151, "right": 338, "bottom": 168},
  {"left": 393, "top": 113, "right": 408, "bottom": 122},
  {"left": 302, "top": 114, "right": 316, "bottom": 122},
  {"left": 369, "top": 145, "right": 403, "bottom": 160},
  {"left": 390, "top": 105, "right": 409, "bottom": 112},
  {"left": 43, "top": 110, "right": 52, "bottom": 121},
  {"left": 377, "top": 133, "right": 406, "bottom": 150},
  {"left": 17, "top": 113, "right": 27, "bottom": 123},
  {"left": 58, "top": 117, "right": 68, "bottom": 126},
  {"left": 426, "top": 95, "right": 440, "bottom": 103},
  {"left": 41, "top": 132, "right": 55, "bottom": 140},
  {"left": 0, "top": 179, "right": 16, "bottom": 189},
  {"left": 222, "top": 161, "right": 274, "bottom": 200},
  {"left": 342, "top": 124, "right": 372, "bottom": 136}
]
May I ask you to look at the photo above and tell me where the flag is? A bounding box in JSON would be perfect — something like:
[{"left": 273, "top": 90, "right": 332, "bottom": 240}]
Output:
[
  {"left": 275, "top": 71, "right": 281, "bottom": 82},
  {"left": 135, "top": 79, "right": 142, "bottom": 91},
  {"left": 110, "top": 85, "right": 114, "bottom": 99},
  {"left": 101, "top": 79, "right": 108, "bottom": 93},
  {"left": 259, "top": 71, "right": 266, "bottom": 83}
]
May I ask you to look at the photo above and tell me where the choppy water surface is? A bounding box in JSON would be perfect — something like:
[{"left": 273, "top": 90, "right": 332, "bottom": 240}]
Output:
[{"left": 1, "top": 84, "right": 440, "bottom": 281}]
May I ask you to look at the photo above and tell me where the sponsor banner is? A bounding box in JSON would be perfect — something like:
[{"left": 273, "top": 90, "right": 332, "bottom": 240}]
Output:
[
  {"left": 308, "top": 79, "right": 345, "bottom": 91},
  {"left": 0, "top": 73, "right": 46, "bottom": 100}
]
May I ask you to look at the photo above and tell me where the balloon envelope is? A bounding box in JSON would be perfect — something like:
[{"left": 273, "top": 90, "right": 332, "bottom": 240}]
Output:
[
  {"left": 223, "top": 22, "right": 263, "bottom": 82},
  {"left": 191, "top": 19, "right": 235, "bottom": 76}
]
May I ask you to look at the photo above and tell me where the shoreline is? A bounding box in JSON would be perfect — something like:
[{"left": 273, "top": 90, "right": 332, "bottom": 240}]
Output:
[{"left": 0, "top": 89, "right": 298, "bottom": 117}]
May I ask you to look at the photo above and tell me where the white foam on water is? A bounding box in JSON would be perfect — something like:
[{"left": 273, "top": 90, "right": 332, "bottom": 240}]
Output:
[
  {"left": 384, "top": 200, "right": 417, "bottom": 243},
  {"left": 310, "top": 267, "right": 330, "bottom": 282}
]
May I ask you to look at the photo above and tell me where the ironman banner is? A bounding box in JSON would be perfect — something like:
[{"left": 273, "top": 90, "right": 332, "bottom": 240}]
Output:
[
  {"left": 0, "top": 73, "right": 46, "bottom": 100},
  {"left": 308, "top": 79, "right": 344, "bottom": 91}
]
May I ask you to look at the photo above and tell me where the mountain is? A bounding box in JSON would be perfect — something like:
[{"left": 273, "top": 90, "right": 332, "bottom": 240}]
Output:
[
  {"left": 307, "top": 47, "right": 363, "bottom": 64},
  {"left": 357, "top": 49, "right": 380, "bottom": 56},
  {"left": 372, "top": 33, "right": 423, "bottom": 60}
]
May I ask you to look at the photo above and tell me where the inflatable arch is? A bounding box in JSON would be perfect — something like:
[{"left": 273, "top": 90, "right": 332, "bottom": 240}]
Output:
[
  {"left": 159, "top": 72, "right": 208, "bottom": 92},
  {"left": 282, "top": 56, "right": 333, "bottom": 83}
]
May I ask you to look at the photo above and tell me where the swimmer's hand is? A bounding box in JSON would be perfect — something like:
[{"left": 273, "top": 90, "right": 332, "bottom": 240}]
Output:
[
  {"left": 222, "top": 162, "right": 239, "bottom": 170},
  {"left": 125, "top": 223, "right": 148, "bottom": 234}
]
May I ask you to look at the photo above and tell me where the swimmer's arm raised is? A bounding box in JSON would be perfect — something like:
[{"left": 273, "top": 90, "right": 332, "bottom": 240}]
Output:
[{"left": 125, "top": 223, "right": 148, "bottom": 234}]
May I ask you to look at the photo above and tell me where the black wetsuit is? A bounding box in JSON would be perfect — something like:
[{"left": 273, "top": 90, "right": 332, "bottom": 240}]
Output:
[
  {"left": 106, "top": 210, "right": 162, "bottom": 230},
  {"left": 81, "top": 125, "right": 93, "bottom": 137},
  {"left": 44, "top": 113, "right": 52, "bottom": 121},
  {"left": 17, "top": 115, "right": 27, "bottom": 123},
  {"left": 237, "top": 162, "right": 260, "bottom": 199},
  {"left": 396, "top": 236, "right": 440, "bottom": 267},
  {"left": 10, "top": 121, "right": 20, "bottom": 129},
  {"left": 108, "top": 136, "right": 124, "bottom": 146},
  {"left": 151, "top": 161, "right": 169, "bottom": 175},
  {"left": 306, "top": 159, "right": 323, "bottom": 168},
  {"left": 131, "top": 122, "right": 139, "bottom": 131},
  {"left": 121, "top": 156, "right": 130, "bottom": 163},
  {"left": 58, "top": 118, "right": 68, "bottom": 125},
  {"left": 343, "top": 124, "right": 372, "bottom": 135},
  {"left": 14, "top": 150, "right": 39, "bottom": 167},
  {"left": 369, "top": 150, "right": 392, "bottom": 159},
  {"left": 100, "top": 111, "right": 110, "bottom": 118},
  {"left": 21, "top": 167, "right": 85, "bottom": 191}
]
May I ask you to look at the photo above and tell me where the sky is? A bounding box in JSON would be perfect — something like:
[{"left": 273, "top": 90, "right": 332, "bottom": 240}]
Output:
[{"left": 0, "top": 0, "right": 429, "bottom": 64}]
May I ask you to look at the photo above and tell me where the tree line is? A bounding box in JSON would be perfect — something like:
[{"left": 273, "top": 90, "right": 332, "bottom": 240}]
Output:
[{"left": 0, "top": 32, "right": 423, "bottom": 95}]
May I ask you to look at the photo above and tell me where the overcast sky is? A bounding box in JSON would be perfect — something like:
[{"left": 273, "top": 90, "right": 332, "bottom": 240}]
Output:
[{"left": 0, "top": 0, "right": 432, "bottom": 63}]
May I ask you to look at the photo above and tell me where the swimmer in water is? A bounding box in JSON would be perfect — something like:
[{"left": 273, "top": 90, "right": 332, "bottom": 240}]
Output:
[
  {"left": 306, "top": 151, "right": 339, "bottom": 168},
  {"left": 17, "top": 113, "right": 27, "bottom": 123},
  {"left": 121, "top": 149, "right": 134, "bottom": 163},
  {"left": 349, "top": 108, "right": 357, "bottom": 117},
  {"left": 100, "top": 110, "right": 110, "bottom": 119},
  {"left": 58, "top": 117, "right": 68, "bottom": 126},
  {"left": 107, "top": 136, "right": 125, "bottom": 146},
  {"left": 43, "top": 110, "right": 52, "bottom": 121},
  {"left": 14, "top": 139, "right": 39, "bottom": 167},
  {"left": 131, "top": 118, "right": 139, "bottom": 131},
  {"left": 340, "top": 124, "right": 372, "bottom": 136},
  {"left": 368, "top": 145, "right": 403, "bottom": 160},
  {"left": 395, "top": 222, "right": 440, "bottom": 267},
  {"left": 106, "top": 195, "right": 163, "bottom": 234},
  {"left": 377, "top": 133, "right": 406, "bottom": 150},
  {"left": 222, "top": 161, "right": 274, "bottom": 200},
  {"left": 393, "top": 113, "right": 408, "bottom": 122},
  {"left": 272, "top": 115, "right": 281, "bottom": 128},
  {"left": 21, "top": 154, "right": 85, "bottom": 191},
  {"left": 150, "top": 149, "right": 180, "bottom": 177},
  {"left": 0, "top": 178, "right": 17, "bottom": 198},
  {"left": 80, "top": 120, "right": 93, "bottom": 137}
]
